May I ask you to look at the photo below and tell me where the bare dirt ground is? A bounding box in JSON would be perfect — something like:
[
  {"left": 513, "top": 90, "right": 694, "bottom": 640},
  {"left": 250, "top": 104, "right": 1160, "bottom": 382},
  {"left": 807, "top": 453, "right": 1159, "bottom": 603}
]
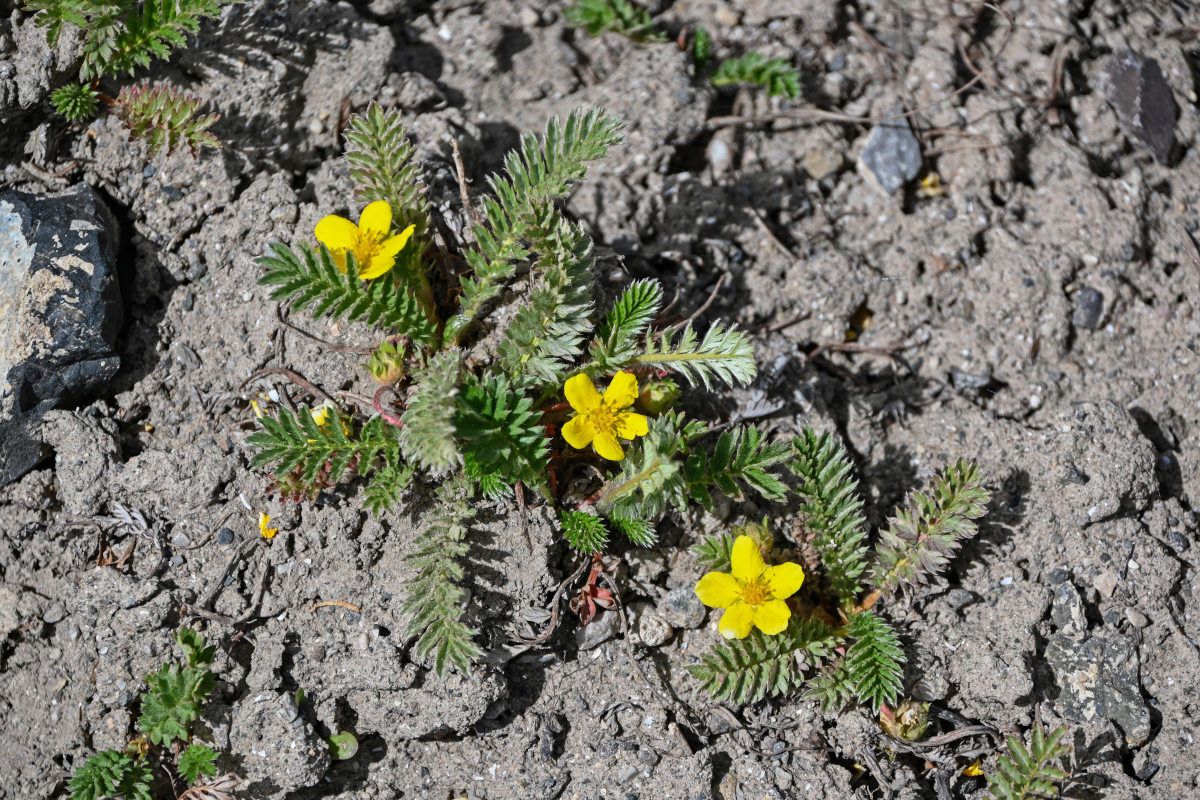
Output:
[{"left": 2, "top": 0, "right": 1199, "bottom": 798}]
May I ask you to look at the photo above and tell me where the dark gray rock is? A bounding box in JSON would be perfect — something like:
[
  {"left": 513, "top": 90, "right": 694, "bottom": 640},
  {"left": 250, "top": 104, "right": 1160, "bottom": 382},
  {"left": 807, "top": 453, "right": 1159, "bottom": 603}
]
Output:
[
  {"left": 658, "top": 586, "right": 707, "bottom": 629},
  {"left": 859, "top": 108, "right": 922, "bottom": 194},
  {"left": 1050, "top": 582, "right": 1088, "bottom": 638},
  {"left": 0, "top": 185, "right": 122, "bottom": 486},
  {"left": 1101, "top": 49, "right": 1177, "bottom": 164},
  {"left": 1045, "top": 630, "right": 1151, "bottom": 746},
  {"left": 1072, "top": 286, "right": 1105, "bottom": 330}
]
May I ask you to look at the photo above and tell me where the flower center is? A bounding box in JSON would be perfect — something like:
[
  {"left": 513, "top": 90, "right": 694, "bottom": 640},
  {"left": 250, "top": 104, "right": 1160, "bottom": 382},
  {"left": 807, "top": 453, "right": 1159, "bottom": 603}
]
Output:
[
  {"left": 740, "top": 576, "right": 771, "bottom": 606},
  {"left": 353, "top": 230, "right": 385, "bottom": 264},
  {"left": 587, "top": 403, "right": 618, "bottom": 434}
]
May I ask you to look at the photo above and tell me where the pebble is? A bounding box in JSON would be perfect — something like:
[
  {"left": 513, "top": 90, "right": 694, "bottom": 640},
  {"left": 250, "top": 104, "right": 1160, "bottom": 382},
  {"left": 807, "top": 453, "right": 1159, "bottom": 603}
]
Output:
[
  {"left": 617, "top": 763, "right": 638, "bottom": 783},
  {"left": 216, "top": 527, "right": 235, "bottom": 545},
  {"left": 1072, "top": 287, "right": 1105, "bottom": 330},
  {"left": 637, "top": 611, "right": 673, "bottom": 647},
  {"left": 637, "top": 746, "right": 660, "bottom": 766},
  {"left": 1101, "top": 49, "right": 1176, "bottom": 164},
  {"left": 803, "top": 149, "right": 842, "bottom": 180},
  {"left": 42, "top": 603, "right": 66, "bottom": 624},
  {"left": 706, "top": 133, "right": 733, "bottom": 177},
  {"left": 859, "top": 107, "right": 921, "bottom": 194},
  {"left": 171, "top": 533, "right": 190, "bottom": 548},
  {"left": 575, "top": 611, "right": 620, "bottom": 650},
  {"left": 658, "top": 587, "right": 707, "bottom": 629},
  {"left": 1125, "top": 608, "right": 1150, "bottom": 628}
]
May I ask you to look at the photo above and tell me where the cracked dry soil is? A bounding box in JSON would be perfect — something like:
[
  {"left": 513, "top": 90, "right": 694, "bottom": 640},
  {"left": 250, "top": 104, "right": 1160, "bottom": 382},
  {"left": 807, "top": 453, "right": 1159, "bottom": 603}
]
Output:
[{"left": 2, "top": 0, "right": 1200, "bottom": 798}]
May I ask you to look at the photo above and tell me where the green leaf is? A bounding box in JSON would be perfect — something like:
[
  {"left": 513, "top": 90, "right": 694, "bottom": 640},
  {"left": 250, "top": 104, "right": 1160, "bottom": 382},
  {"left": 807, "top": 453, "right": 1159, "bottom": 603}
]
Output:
[
  {"left": 841, "top": 610, "right": 904, "bottom": 712},
  {"left": 587, "top": 279, "right": 663, "bottom": 371},
  {"left": 178, "top": 743, "right": 218, "bottom": 783},
  {"left": 137, "top": 660, "right": 213, "bottom": 745},
  {"left": 176, "top": 627, "right": 214, "bottom": 667},
  {"left": 712, "top": 53, "right": 801, "bottom": 99},
  {"left": 258, "top": 243, "right": 438, "bottom": 346},
  {"left": 684, "top": 426, "right": 792, "bottom": 510},
  {"left": 559, "top": 510, "right": 608, "bottom": 552},
  {"left": 399, "top": 350, "right": 464, "bottom": 474},
  {"left": 69, "top": 749, "right": 142, "bottom": 800},
  {"left": 328, "top": 732, "right": 359, "bottom": 760},
  {"left": 626, "top": 322, "right": 756, "bottom": 389},
  {"left": 987, "top": 724, "right": 1072, "bottom": 800},
  {"left": 51, "top": 83, "right": 100, "bottom": 121},
  {"left": 113, "top": 83, "right": 219, "bottom": 157},
  {"left": 248, "top": 407, "right": 391, "bottom": 485},
  {"left": 454, "top": 374, "right": 549, "bottom": 484},
  {"left": 563, "top": 0, "right": 665, "bottom": 42},
  {"left": 691, "top": 531, "right": 734, "bottom": 572},
  {"left": 790, "top": 428, "right": 870, "bottom": 608},
  {"left": 692, "top": 26, "right": 713, "bottom": 69},
  {"left": 687, "top": 617, "right": 840, "bottom": 704}
]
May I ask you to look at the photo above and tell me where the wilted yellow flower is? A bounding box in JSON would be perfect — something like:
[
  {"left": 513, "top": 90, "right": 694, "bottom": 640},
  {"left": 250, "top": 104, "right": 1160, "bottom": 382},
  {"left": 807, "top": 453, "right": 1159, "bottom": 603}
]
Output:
[
  {"left": 314, "top": 200, "right": 415, "bottom": 280},
  {"left": 258, "top": 512, "right": 278, "bottom": 539},
  {"left": 561, "top": 371, "right": 649, "bottom": 461},
  {"left": 695, "top": 535, "right": 804, "bottom": 639},
  {"left": 962, "top": 759, "right": 984, "bottom": 777}
]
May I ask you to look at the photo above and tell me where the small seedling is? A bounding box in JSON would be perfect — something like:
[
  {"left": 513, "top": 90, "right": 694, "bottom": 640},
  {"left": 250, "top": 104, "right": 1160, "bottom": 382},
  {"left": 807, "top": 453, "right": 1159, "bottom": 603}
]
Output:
[
  {"left": 69, "top": 628, "right": 236, "bottom": 800},
  {"left": 563, "top": 0, "right": 664, "bottom": 43},
  {"left": 24, "top": 0, "right": 234, "bottom": 154},
  {"left": 711, "top": 52, "right": 802, "bottom": 99},
  {"left": 988, "top": 725, "right": 1071, "bottom": 800}
]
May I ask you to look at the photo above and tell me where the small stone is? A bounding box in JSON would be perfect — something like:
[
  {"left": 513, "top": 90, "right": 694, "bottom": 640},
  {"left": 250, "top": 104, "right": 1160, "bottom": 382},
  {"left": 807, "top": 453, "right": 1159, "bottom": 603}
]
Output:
[
  {"left": 803, "top": 149, "right": 842, "bottom": 180},
  {"left": 617, "top": 763, "right": 638, "bottom": 783},
  {"left": 945, "top": 588, "right": 975, "bottom": 610},
  {"left": 707, "top": 132, "right": 734, "bottom": 177},
  {"left": 637, "top": 612, "right": 673, "bottom": 648},
  {"left": 1050, "top": 583, "right": 1088, "bottom": 638},
  {"left": 1101, "top": 49, "right": 1177, "bottom": 164},
  {"left": 1045, "top": 631, "right": 1151, "bottom": 746},
  {"left": 171, "top": 533, "right": 191, "bottom": 548},
  {"left": 658, "top": 587, "right": 707, "bottom": 629},
  {"left": 1093, "top": 570, "right": 1119, "bottom": 599},
  {"left": 216, "top": 527, "right": 235, "bottom": 545},
  {"left": 951, "top": 368, "right": 994, "bottom": 391},
  {"left": 1124, "top": 608, "right": 1150, "bottom": 628},
  {"left": 625, "top": 548, "right": 667, "bottom": 583},
  {"left": 859, "top": 107, "right": 922, "bottom": 194},
  {"left": 637, "top": 746, "right": 659, "bottom": 766},
  {"left": 42, "top": 603, "right": 66, "bottom": 624},
  {"left": 575, "top": 610, "right": 620, "bottom": 650},
  {"left": 1072, "top": 287, "right": 1105, "bottom": 330}
]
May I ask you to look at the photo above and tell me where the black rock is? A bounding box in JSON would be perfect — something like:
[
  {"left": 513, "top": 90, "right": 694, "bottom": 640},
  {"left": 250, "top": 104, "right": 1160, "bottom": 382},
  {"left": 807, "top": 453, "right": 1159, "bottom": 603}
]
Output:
[
  {"left": 0, "top": 185, "right": 122, "bottom": 485},
  {"left": 1045, "top": 630, "right": 1151, "bottom": 746},
  {"left": 1072, "top": 286, "right": 1105, "bottom": 330},
  {"left": 859, "top": 107, "right": 922, "bottom": 194},
  {"left": 1101, "top": 49, "right": 1177, "bottom": 165}
]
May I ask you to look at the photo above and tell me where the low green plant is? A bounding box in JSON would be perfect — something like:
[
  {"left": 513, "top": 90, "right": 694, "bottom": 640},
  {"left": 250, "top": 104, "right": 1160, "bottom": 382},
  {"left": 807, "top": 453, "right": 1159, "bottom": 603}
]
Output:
[
  {"left": 687, "top": 444, "right": 989, "bottom": 711},
  {"left": 988, "top": 725, "right": 1072, "bottom": 800},
  {"left": 563, "top": 0, "right": 664, "bottom": 43},
  {"left": 248, "top": 106, "right": 768, "bottom": 676},
  {"left": 711, "top": 52, "right": 801, "bottom": 99},
  {"left": 25, "top": 0, "right": 234, "bottom": 153},
  {"left": 69, "top": 628, "right": 234, "bottom": 800}
]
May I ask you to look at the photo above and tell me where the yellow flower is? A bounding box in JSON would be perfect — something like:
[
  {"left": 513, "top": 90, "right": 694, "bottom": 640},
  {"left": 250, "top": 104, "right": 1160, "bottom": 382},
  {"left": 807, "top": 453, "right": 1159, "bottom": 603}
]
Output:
[
  {"left": 314, "top": 200, "right": 416, "bottom": 280},
  {"left": 962, "top": 759, "right": 984, "bottom": 777},
  {"left": 695, "top": 535, "right": 805, "bottom": 639},
  {"left": 258, "top": 512, "right": 278, "bottom": 540},
  {"left": 561, "top": 371, "right": 650, "bottom": 461}
]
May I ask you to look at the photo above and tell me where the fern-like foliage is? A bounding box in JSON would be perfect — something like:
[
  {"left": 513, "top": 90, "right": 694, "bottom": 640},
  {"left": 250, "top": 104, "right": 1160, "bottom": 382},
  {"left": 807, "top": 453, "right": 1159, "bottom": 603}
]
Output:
[
  {"left": 873, "top": 459, "right": 990, "bottom": 595},
  {"left": 177, "top": 743, "right": 218, "bottom": 784},
  {"left": 28, "top": 0, "right": 224, "bottom": 79},
  {"left": 398, "top": 350, "right": 463, "bottom": 474},
  {"left": 684, "top": 426, "right": 792, "bottom": 511},
  {"left": 685, "top": 617, "right": 840, "bottom": 704},
  {"left": 402, "top": 477, "right": 482, "bottom": 675},
  {"left": 51, "top": 83, "right": 100, "bottom": 121},
  {"left": 69, "top": 750, "right": 152, "bottom": 800},
  {"left": 608, "top": 510, "right": 656, "bottom": 546},
  {"left": 691, "top": 531, "right": 734, "bottom": 572},
  {"left": 258, "top": 244, "right": 437, "bottom": 347},
  {"left": 496, "top": 221, "right": 595, "bottom": 388},
  {"left": 343, "top": 104, "right": 435, "bottom": 315},
  {"left": 594, "top": 413, "right": 699, "bottom": 518},
  {"left": 362, "top": 442, "right": 414, "bottom": 515},
  {"left": 628, "top": 323, "right": 756, "bottom": 389},
  {"left": 563, "top": 0, "right": 664, "bottom": 42},
  {"left": 444, "top": 108, "right": 622, "bottom": 346},
  {"left": 989, "top": 725, "right": 1071, "bottom": 800},
  {"left": 790, "top": 429, "right": 869, "bottom": 608},
  {"left": 691, "top": 26, "right": 713, "bottom": 69},
  {"left": 560, "top": 510, "right": 608, "bottom": 552},
  {"left": 248, "top": 408, "right": 390, "bottom": 484},
  {"left": 712, "top": 53, "right": 802, "bottom": 99},
  {"left": 587, "top": 278, "right": 663, "bottom": 374},
  {"left": 113, "top": 83, "right": 219, "bottom": 157},
  {"left": 840, "top": 610, "right": 904, "bottom": 711},
  {"left": 137, "top": 628, "right": 216, "bottom": 745},
  {"left": 454, "top": 374, "right": 549, "bottom": 485}
]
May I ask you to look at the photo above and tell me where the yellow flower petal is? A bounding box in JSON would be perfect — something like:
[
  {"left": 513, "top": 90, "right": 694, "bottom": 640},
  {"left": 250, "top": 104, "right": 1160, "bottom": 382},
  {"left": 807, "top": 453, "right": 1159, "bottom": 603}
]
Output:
[
  {"left": 564, "top": 373, "right": 602, "bottom": 413},
  {"left": 562, "top": 414, "right": 597, "bottom": 450},
  {"left": 258, "top": 512, "right": 278, "bottom": 540},
  {"left": 730, "top": 535, "right": 766, "bottom": 582},
  {"left": 752, "top": 599, "right": 791, "bottom": 635},
  {"left": 614, "top": 410, "right": 649, "bottom": 439},
  {"left": 358, "top": 200, "right": 392, "bottom": 238},
  {"left": 763, "top": 562, "right": 805, "bottom": 600},
  {"left": 315, "top": 214, "right": 358, "bottom": 251},
  {"left": 718, "top": 603, "right": 755, "bottom": 639},
  {"left": 378, "top": 223, "right": 416, "bottom": 259},
  {"left": 330, "top": 248, "right": 348, "bottom": 274},
  {"left": 695, "top": 572, "right": 742, "bottom": 608},
  {"left": 602, "top": 371, "right": 639, "bottom": 409},
  {"left": 358, "top": 254, "right": 397, "bottom": 280},
  {"left": 593, "top": 432, "right": 625, "bottom": 461}
]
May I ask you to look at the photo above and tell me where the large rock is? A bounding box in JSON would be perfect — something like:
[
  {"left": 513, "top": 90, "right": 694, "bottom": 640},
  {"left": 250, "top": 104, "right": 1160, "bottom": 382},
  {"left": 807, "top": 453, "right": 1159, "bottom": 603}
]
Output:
[{"left": 0, "top": 184, "right": 122, "bottom": 485}]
